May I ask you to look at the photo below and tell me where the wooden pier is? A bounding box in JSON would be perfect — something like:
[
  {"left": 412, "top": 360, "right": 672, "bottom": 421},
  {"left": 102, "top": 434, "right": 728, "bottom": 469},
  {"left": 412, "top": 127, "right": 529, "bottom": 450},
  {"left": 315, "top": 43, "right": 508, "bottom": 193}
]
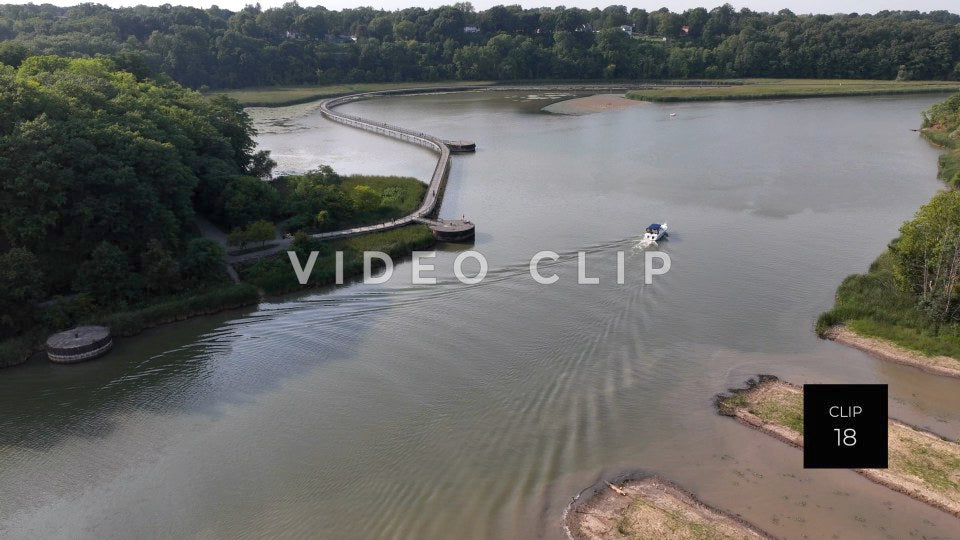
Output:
[
  {"left": 229, "top": 84, "right": 677, "bottom": 262},
  {"left": 319, "top": 92, "right": 458, "bottom": 223}
]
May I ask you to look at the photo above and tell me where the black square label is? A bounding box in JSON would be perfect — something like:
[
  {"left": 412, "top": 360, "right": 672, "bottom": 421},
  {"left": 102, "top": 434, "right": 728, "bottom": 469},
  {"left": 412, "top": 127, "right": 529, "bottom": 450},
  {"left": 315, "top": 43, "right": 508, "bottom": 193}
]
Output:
[{"left": 803, "top": 384, "right": 888, "bottom": 469}]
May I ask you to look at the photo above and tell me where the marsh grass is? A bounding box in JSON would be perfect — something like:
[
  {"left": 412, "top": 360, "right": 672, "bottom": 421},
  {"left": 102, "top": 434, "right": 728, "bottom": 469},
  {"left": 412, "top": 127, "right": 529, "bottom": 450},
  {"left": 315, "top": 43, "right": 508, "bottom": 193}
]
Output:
[
  {"left": 91, "top": 284, "right": 260, "bottom": 337},
  {"left": 341, "top": 174, "right": 426, "bottom": 224},
  {"left": 215, "top": 81, "right": 493, "bottom": 107},
  {"left": 627, "top": 79, "right": 960, "bottom": 102},
  {"left": 749, "top": 391, "right": 805, "bottom": 434}
]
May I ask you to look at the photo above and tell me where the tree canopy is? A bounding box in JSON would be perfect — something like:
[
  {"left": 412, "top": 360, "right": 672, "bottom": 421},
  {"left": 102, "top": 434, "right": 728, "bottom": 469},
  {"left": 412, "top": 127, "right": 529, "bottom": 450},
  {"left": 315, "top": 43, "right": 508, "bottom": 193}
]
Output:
[
  {"left": 1, "top": 4, "right": 960, "bottom": 88},
  {"left": 0, "top": 55, "right": 272, "bottom": 336}
]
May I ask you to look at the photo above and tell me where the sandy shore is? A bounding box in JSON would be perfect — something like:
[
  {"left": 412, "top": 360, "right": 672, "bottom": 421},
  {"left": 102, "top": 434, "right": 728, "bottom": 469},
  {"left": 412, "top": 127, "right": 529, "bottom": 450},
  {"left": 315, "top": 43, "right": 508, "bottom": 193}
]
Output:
[
  {"left": 825, "top": 325, "right": 960, "bottom": 378},
  {"left": 543, "top": 94, "right": 646, "bottom": 115},
  {"left": 717, "top": 376, "right": 960, "bottom": 518},
  {"left": 564, "top": 475, "right": 771, "bottom": 539}
]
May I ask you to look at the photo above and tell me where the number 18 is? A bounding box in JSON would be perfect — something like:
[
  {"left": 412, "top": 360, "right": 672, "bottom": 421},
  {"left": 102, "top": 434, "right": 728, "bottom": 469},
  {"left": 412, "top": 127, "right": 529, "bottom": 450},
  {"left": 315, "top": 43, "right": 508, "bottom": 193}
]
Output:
[{"left": 834, "top": 428, "right": 856, "bottom": 446}]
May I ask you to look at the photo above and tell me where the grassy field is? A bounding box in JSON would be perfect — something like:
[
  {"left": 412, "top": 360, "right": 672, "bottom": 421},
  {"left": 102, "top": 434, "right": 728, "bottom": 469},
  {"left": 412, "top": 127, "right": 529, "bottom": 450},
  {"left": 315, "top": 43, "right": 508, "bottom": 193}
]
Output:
[
  {"left": 627, "top": 79, "right": 960, "bottom": 102},
  {"left": 718, "top": 377, "right": 960, "bottom": 516},
  {"left": 214, "top": 80, "right": 493, "bottom": 107},
  {"left": 239, "top": 224, "right": 435, "bottom": 294}
]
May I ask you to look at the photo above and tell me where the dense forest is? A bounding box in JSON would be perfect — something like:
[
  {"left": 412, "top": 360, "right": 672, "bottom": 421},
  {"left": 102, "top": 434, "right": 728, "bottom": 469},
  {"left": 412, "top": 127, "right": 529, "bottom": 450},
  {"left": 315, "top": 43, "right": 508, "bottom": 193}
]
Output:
[
  {"left": 0, "top": 54, "right": 435, "bottom": 359},
  {"left": 0, "top": 55, "right": 273, "bottom": 350},
  {"left": 1, "top": 3, "right": 960, "bottom": 89}
]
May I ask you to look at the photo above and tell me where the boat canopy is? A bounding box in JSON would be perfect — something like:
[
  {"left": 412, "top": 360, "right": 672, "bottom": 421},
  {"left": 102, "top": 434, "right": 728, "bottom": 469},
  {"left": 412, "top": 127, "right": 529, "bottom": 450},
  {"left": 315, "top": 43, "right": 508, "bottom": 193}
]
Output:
[{"left": 647, "top": 223, "right": 661, "bottom": 231}]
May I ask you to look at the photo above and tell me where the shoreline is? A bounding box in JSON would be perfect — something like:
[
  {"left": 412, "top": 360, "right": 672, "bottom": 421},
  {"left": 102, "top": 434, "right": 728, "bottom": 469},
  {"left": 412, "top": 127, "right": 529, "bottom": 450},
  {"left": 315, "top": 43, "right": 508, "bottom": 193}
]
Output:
[
  {"left": 1, "top": 283, "right": 261, "bottom": 369},
  {"left": 716, "top": 375, "right": 960, "bottom": 518},
  {"left": 824, "top": 325, "right": 960, "bottom": 378},
  {"left": 564, "top": 474, "right": 772, "bottom": 539},
  {"left": 626, "top": 79, "right": 960, "bottom": 102},
  {"left": 816, "top": 91, "right": 960, "bottom": 373}
]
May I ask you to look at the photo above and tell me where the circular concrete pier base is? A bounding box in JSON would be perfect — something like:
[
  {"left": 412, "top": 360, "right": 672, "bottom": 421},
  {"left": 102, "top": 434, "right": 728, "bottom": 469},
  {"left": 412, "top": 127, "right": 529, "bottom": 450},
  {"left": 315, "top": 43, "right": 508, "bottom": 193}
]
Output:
[{"left": 46, "top": 326, "right": 113, "bottom": 364}]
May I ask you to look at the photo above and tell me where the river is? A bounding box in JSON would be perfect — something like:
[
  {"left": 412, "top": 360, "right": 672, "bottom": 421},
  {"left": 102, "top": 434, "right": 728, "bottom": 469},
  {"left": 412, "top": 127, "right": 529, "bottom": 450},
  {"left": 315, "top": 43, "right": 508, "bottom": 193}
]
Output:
[{"left": 2, "top": 91, "right": 959, "bottom": 539}]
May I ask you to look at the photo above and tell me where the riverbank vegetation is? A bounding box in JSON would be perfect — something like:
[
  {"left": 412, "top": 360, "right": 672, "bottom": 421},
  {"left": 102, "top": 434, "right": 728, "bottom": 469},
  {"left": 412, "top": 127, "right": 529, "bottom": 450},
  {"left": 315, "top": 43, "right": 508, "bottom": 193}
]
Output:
[
  {"left": 717, "top": 376, "right": 960, "bottom": 517},
  {"left": 239, "top": 225, "right": 435, "bottom": 295},
  {"left": 3, "top": 4, "right": 960, "bottom": 91},
  {"left": 626, "top": 79, "right": 960, "bottom": 102},
  {"left": 818, "top": 92, "right": 960, "bottom": 363},
  {"left": 0, "top": 55, "right": 279, "bottom": 365}
]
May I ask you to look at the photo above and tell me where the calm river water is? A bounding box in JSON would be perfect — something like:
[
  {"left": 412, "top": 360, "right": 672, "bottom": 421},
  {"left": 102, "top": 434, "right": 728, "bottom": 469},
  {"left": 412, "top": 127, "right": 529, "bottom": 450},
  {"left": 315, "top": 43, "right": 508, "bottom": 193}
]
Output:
[{"left": 2, "top": 92, "right": 960, "bottom": 539}]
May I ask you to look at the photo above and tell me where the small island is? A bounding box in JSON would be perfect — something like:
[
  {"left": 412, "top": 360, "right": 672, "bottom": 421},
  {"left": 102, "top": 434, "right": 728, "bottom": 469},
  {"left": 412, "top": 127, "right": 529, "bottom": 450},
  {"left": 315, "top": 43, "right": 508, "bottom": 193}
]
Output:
[
  {"left": 716, "top": 375, "right": 960, "bottom": 518},
  {"left": 565, "top": 476, "right": 771, "bottom": 540}
]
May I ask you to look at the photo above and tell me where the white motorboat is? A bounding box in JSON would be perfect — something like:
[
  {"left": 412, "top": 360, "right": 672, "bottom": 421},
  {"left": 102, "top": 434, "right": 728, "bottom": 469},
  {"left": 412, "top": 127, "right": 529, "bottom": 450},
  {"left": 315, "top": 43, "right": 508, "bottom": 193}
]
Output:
[{"left": 638, "top": 222, "right": 667, "bottom": 247}]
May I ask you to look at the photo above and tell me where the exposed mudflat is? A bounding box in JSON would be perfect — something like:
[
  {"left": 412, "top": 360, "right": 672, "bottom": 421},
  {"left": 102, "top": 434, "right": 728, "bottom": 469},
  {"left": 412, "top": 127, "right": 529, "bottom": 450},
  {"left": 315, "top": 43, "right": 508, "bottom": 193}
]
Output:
[{"left": 542, "top": 94, "right": 645, "bottom": 115}]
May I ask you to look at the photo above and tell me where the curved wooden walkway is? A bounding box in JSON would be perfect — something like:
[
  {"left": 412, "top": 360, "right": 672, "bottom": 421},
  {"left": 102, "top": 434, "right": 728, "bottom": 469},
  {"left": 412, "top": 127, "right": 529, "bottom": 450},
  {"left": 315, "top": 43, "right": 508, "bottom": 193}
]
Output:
[
  {"left": 229, "top": 86, "right": 482, "bottom": 262},
  {"left": 228, "top": 83, "right": 656, "bottom": 263}
]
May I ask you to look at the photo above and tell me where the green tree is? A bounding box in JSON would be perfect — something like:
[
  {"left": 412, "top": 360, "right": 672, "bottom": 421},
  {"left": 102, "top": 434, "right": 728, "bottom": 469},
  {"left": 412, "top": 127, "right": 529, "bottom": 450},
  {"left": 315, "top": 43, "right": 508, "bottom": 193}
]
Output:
[
  {"left": 181, "top": 238, "right": 226, "bottom": 285},
  {"left": 221, "top": 176, "right": 282, "bottom": 228},
  {"left": 0, "top": 248, "right": 43, "bottom": 337},
  {"left": 247, "top": 219, "right": 277, "bottom": 244},
  {"left": 74, "top": 241, "right": 138, "bottom": 307},
  {"left": 140, "top": 239, "right": 181, "bottom": 295},
  {"left": 228, "top": 227, "right": 253, "bottom": 247},
  {"left": 893, "top": 190, "right": 960, "bottom": 321}
]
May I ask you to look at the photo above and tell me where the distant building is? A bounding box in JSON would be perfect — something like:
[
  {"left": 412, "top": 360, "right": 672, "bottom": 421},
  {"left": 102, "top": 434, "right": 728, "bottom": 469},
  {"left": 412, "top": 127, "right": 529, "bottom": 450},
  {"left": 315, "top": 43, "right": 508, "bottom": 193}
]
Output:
[
  {"left": 285, "top": 30, "right": 300, "bottom": 39},
  {"left": 575, "top": 23, "right": 593, "bottom": 33},
  {"left": 620, "top": 25, "right": 634, "bottom": 36},
  {"left": 464, "top": 26, "right": 480, "bottom": 33},
  {"left": 681, "top": 25, "right": 690, "bottom": 36},
  {"left": 325, "top": 34, "right": 355, "bottom": 43}
]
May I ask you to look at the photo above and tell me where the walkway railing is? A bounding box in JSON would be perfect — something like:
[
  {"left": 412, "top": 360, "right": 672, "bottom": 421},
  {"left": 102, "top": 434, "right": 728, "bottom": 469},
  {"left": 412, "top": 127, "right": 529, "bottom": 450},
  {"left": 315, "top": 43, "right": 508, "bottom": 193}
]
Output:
[
  {"left": 229, "top": 83, "right": 660, "bottom": 262},
  {"left": 318, "top": 89, "right": 471, "bottom": 235}
]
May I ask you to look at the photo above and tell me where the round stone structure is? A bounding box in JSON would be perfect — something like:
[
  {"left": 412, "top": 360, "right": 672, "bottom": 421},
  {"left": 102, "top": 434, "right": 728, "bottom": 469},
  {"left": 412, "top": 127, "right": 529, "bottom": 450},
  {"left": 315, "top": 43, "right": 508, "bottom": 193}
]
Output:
[
  {"left": 46, "top": 326, "right": 113, "bottom": 364},
  {"left": 428, "top": 219, "right": 476, "bottom": 242},
  {"left": 445, "top": 140, "right": 476, "bottom": 153}
]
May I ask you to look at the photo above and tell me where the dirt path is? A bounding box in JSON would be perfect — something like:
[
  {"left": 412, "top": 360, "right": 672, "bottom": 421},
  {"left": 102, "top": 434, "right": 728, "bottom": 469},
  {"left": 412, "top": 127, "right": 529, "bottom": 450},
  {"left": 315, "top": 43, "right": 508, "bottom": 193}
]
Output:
[{"left": 824, "top": 325, "right": 960, "bottom": 378}]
